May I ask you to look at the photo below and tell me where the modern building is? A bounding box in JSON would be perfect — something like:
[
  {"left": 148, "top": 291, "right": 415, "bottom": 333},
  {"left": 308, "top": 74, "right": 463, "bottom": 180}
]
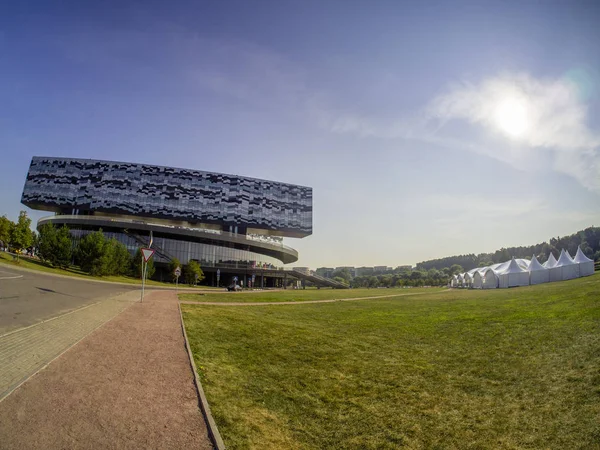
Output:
[{"left": 21, "top": 156, "right": 314, "bottom": 287}]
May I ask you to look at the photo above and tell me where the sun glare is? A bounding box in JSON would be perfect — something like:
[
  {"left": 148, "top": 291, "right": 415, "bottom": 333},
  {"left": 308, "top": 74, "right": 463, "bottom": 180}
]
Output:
[{"left": 494, "top": 97, "right": 530, "bottom": 138}]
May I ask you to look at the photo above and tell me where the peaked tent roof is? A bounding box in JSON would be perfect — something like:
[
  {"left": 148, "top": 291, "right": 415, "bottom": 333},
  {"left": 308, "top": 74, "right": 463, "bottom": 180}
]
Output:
[
  {"left": 500, "top": 258, "right": 528, "bottom": 274},
  {"left": 544, "top": 253, "right": 558, "bottom": 268},
  {"left": 528, "top": 255, "right": 546, "bottom": 271},
  {"left": 574, "top": 246, "right": 593, "bottom": 263},
  {"left": 556, "top": 249, "right": 577, "bottom": 267}
]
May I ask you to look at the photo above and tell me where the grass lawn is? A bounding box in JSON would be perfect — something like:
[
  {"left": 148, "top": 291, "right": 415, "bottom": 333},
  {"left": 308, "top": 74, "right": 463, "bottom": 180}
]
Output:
[
  {"left": 0, "top": 252, "right": 219, "bottom": 289},
  {"left": 181, "top": 273, "right": 600, "bottom": 449},
  {"left": 179, "top": 287, "right": 445, "bottom": 303}
]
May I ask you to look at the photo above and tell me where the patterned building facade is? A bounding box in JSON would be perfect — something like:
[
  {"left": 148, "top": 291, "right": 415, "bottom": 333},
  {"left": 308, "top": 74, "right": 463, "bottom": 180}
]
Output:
[{"left": 22, "top": 157, "right": 312, "bottom": 238}]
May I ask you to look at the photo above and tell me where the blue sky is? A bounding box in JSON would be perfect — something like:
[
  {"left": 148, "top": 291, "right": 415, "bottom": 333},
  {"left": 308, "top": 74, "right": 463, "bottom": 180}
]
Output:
[{"left": 1, "top": 1, "right": 599, "bottom": 268}]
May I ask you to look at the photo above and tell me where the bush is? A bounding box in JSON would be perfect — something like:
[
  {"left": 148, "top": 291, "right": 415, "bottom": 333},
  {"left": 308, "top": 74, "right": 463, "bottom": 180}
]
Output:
[{"left": 184, "top": 260, "right": 204, "bottom": 285}]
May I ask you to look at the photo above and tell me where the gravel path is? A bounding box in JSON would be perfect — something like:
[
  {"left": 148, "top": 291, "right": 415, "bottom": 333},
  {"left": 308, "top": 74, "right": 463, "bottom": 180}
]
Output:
[{"left": 0, "top": 290, "right": 213, "bottom": 449}]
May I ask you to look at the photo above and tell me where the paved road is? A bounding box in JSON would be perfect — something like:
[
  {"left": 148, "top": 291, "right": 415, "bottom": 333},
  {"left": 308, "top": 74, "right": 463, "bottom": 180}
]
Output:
[{"left": 0, "top": 267, "right": 136, "bottom": 335}]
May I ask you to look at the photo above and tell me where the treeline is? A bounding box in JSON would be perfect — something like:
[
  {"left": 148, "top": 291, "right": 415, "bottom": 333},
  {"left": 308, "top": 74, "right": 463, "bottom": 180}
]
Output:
[
  {"left": 416, "top": 226, "right": 600, "bottom": 272},
  {"left": 1, "top": 211, "right": 204, "bottom": 284},
  {"left": 330, "top": 267, "right": 450, "bottom": 288}
]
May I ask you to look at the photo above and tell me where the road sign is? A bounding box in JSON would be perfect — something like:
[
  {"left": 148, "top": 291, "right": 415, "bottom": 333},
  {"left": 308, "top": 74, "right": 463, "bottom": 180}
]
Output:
[
  {"left": 252, "top": 274, "right": 255, "bottom": 283},
  {"left": 233, "top": 276, "right": 238, "bottom": 282},
  {"left": 141, "top": 248, "right": 155, "bottom": 262},
  {"left": 174, "top": 266, "right": 181, "bottom": 277},
  {"left": 217, "top": 269, "right": 220, "bottom": 276}
]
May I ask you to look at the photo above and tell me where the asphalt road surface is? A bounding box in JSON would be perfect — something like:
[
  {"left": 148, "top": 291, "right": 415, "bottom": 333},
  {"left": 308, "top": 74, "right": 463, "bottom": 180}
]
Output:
[{"left": 0, "top": 267, "right": 136, "bottom": 335}]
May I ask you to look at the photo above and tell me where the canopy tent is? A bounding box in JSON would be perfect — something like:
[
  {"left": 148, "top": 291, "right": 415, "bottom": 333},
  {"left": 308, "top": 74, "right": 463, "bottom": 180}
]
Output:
[
  {"left": 573, "top": 246, "right": 595, "bottom": 277},
  {"left": 472, "top": 270, "right": 484, "bottom": 289},
  {"left": 528, "top": 254, "right": 549, "bottom": 285},
  {"left": 549, "top": 249, "right": 580, "bottom": 282},
  {"left": 498, "top": 258, "right": 530, "bottom": 288},
  {"left": 481, "top": 267, "right": 499, "bottom": 289},
  {"left": 463, "top": 268, "right": 479, "bottom": 288},
  {"left": 450, "top": 275, "right": 458, "bottom": 288},
  {"left": 516, "top": 258, "right": 530, "bottom": 270},
  {"left": 543, "top": 253, "right": 558, "bottom": 269},
  {"left": 457, "top": 274, "right": 465, "bottom": 288}
]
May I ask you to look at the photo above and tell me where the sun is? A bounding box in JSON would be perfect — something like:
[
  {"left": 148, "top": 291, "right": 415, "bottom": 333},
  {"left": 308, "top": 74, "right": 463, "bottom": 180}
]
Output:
[{"left": 494, "top": 97, "right": 530, "bottom": 138}]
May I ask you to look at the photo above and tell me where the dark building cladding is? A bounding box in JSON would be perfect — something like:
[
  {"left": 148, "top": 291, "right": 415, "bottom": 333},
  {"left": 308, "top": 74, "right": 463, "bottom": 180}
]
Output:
[{"left": 21, "top": 157, "right": 313, "bottom": 287}]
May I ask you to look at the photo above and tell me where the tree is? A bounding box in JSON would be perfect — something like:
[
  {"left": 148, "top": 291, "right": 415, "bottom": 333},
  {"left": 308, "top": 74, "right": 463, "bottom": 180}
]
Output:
[
  {"left": 169, "top": 257, "right": 182, "bottom": 282},
  {"left": 112, "top": 241, "right": 131, "bottom": 275},
  {"left": 449, "top": 264, "right": 464, "bottom": 275},
  {"left": 38, "top": 223, "right": 58, "bottom": 263},
  {"left": 184, "top": 260, "right": 204, "bottom": 285},
  {"left": 76, "top": 231, "right": 107, "bottom": 276},
  {"left": 54, "top": 225, "right": 73, "bottom": 268},
  {"left": 331, "top": 268, "right": 352, "bottom": 282},
  {"left": 332, "top": 276, "right": 346, "bottom": 284},
  {"left": 132, "top": 248, "right": 155, "bottom": 279},
  {"left": 368, "top": 276, "right": 379, "bottom": 288},
  {"left": 10, "top": 211, "right": 33, "bottom": 253},
  {"left": 0, "top": 215, "right": 12, "bottom": 248}
]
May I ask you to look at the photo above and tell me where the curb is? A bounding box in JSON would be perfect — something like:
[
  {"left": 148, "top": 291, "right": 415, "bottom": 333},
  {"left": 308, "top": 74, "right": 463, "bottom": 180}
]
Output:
[{"left": 178, "top": 303, "right": 226, "bottom": 450}]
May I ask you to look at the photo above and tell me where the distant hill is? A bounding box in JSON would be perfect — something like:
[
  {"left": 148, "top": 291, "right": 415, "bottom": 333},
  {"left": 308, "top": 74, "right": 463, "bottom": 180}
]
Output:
[{"left": 416, "top": 226, "right": 600, "bottom": 272}]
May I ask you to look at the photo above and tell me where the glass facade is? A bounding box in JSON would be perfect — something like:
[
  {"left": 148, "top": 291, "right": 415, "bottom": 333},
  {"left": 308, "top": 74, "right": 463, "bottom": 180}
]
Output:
[{"left": 70, "top": 228, "right": 282, "bottom": 269}]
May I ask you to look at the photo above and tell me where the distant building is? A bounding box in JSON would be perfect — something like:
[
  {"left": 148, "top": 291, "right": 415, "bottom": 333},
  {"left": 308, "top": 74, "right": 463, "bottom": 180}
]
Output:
[
  {"left": 316, "top": 267, "right": 335, "bottom": 278},
  {"left": 395, "top": 265, "right": 412, "bottom": 271},
  {"left": 374, "top": 266, "right": 392, "bottom": 273},
  {"left": 356, "top": 267, "right": 374, "bottom": 276}
]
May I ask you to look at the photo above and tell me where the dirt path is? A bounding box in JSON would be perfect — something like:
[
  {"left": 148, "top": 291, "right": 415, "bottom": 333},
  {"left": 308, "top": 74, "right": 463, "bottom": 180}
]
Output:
[
  {"left": 0, "top": 290, "right": 213, "bottom": 450},
  {"left": 180, "top": 289, "right": 450, "bottom": 306}
]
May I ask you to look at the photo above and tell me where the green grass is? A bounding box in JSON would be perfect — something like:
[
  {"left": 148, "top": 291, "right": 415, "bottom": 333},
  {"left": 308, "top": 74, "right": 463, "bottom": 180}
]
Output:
[
  {"left": 181, "top": 273, "right": 600, "bottom": 449},
  {"left": 179, "top": 287, "right": 444, "bottom": 303},
  {"left": 0, "top": 252, "right": 219, "bottom": 289}
]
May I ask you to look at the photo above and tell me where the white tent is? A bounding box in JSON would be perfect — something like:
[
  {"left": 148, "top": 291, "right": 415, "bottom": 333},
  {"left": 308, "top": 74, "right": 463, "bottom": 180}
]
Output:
[
  {"left": 481, "top": 268, "right": 499, "bottom": 289},
  {"left": 516, "top": 258, "right": 530, "bottom": 270},
  {"left": 498, "top": 258, "right": 530, "bottom": 288},
  {"left": 549, "top": 249, "right": 580, "bottom": 282},
  {"left": 573, "top": 246, "right": 595, "bottom": 277},
  {"left": 464, "top": 268, "right": 479, "bottom": 288},
  {"left": 472, "top": 270, "right": 484, "bottom": 289},
  {"left": 543, "top": 253, "right": 558, "bottom": 269},
  {"left": 450, "top": 275, "right": 458, "bottom": 288},
  {"left": 528, "top": 254, "right": 549, "bottom": 285},
  {"left": 457, "top": 273, "right": 465, "bottom": 288}
]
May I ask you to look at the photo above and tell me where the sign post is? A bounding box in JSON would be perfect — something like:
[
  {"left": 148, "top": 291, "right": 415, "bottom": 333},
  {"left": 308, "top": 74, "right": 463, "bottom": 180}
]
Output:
[
  {"left": 174, "top": 266, "right": 181, "bottom": 291},
  {"left": 140, "top": 248, "right": 155, "bottom": 302},
  {"left": 216, "top": 269, "right": 220, "bottom": 287}
]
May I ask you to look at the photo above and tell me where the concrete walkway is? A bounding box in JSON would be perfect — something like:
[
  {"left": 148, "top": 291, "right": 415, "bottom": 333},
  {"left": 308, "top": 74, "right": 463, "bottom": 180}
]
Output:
[
  {"left": 0, "top": 290, "right": 213, "bottom": 449},
  {"left": 0, "top": 290, "right": 140, "bottom": 401}
]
